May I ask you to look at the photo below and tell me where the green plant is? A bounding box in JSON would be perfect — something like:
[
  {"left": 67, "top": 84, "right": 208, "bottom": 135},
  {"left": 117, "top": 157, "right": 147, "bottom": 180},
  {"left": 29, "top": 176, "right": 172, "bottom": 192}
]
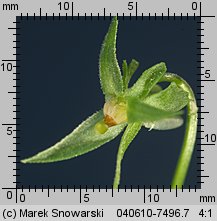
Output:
[{"left": 21, "top": 17, "right": 198, "bottom": 189}]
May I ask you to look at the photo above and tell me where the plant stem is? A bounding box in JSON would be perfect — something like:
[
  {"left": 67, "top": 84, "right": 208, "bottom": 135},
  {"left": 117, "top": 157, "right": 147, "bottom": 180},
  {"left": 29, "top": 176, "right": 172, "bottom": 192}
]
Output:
[{"left": 160, "top": 73, "right": 198, "bottom": 189}]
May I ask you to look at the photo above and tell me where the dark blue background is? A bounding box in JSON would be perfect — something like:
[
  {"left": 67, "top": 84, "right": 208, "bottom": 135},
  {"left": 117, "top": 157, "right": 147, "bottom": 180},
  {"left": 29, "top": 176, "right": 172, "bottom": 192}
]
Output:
[{"left": 17, "top": 17, "right": 200, "bottom": 188}]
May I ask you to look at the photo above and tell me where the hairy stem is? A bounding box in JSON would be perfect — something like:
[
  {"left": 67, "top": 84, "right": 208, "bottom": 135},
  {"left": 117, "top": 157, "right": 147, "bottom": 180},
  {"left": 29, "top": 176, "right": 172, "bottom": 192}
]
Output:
[{"left": 160, "top": 73, "right": 198, "bottom": 189}]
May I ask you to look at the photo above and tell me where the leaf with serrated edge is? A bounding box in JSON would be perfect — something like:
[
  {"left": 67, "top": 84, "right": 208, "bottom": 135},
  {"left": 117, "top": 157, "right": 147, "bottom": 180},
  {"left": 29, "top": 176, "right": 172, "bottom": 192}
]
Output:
[
  {"left": 143, "top": 82, "right": 189, "bottom": 112},
  {"left": 127, "top": 62, "right": 166, "bottom": 99},
  {"left": 127, "top": 98, "right": 182, "bottom": 123},
  {"left": 21, "top": 111, "right": 126, "bottom": 163},
  {"left": 144, "top": 116, "right": 184, "bottom": 131},
  {"left": 99, "top": 17, "right": 123, "bottom": 99}
]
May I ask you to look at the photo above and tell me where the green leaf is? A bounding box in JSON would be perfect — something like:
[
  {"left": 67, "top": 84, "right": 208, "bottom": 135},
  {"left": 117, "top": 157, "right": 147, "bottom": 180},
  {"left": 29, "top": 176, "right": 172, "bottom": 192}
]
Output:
[
  {"left": 99, "top": 17, "right": 123, "bottom": 99},
  {"left": 127, "top": 98, "right": 182, "bottom": 123},
  {"left": 113, "top": 122, "right": 142, "bottom": 188},
  {"left": 123, "top": 59, "right": 139, "bottom": 91},
  {"left": 21, "top": 111, "right": 126, "bottom": 163},
  {"left": 127, "top": 62, "right": 166, "bottom": 99},
  {"left": 143, "top": 116, "right": 184, "bottom": 130},
  {"left": 143, "top": 82, "right": 189, "bottom": 112}
]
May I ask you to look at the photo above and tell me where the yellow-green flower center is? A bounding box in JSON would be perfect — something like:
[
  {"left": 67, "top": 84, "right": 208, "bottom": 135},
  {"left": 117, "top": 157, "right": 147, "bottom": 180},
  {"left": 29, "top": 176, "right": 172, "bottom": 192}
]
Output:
[{"left": 94, "top": 120, "right": 109, "bottom": 134}]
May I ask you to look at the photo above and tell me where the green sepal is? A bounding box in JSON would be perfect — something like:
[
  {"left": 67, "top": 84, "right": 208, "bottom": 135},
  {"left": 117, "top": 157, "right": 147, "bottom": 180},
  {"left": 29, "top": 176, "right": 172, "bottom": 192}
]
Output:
[
  {"left": 126, "top": 62, "right": 166, "bottom": 99},
  {"left": 127, "top": 97, "right": 182, "bottom": 123},
  {"left": 123, "top": 59, "right": 139, "bottom": 91},
  {"left": 116, "top": 123, "right": 142, "bottom": 161},
  {"left": 143, "top": 82, "right": 189, "bottom": 112},
  {"left": 143, "top": 116, "right": 184, "bottom": 131},
  {"left": 122, "top": 60, "right": 128, "bottom": 91},
  {"left": 21, "top": 111, "right": 126, "bottom": 163},
  {"left": 99, "top": 17, "right": 123, "bottom": 99},
  {"left": 113, "top": 122, "right": 142, "bottom": 188}
]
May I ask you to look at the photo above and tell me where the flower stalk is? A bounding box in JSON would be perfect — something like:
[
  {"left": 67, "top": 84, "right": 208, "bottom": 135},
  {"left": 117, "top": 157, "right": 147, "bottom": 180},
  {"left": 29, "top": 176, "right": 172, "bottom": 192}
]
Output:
[{"left": 160, "top": 74, "right": 198, "bottom": 189}]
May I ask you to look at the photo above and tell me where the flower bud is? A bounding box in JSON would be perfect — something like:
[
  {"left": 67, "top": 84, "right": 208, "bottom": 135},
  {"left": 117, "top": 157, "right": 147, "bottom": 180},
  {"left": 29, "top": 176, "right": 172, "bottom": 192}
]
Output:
[{"left": 103, "top": 99, "right": 127, "bottom": 126}]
